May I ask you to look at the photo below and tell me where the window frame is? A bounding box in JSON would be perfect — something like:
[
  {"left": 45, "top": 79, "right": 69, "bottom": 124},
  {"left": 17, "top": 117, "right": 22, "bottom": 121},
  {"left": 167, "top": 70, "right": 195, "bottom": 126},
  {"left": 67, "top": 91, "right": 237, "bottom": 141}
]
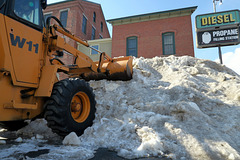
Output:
[
  {"left": 82, "top": 15, "right": 87, "bottom": 34},
  {"left": 90, "top": 45, "right": 99, "bottom": 55},
  {"left": 91, "top": 26, "right": 96, "bottom": 40},
  {"left": 93, "top": 12, "right": 96, "bottom": 23},
  {"left": 162, "top": 32, "right": 176, "bottom": 55},
  {"left": 59, "top": 9, "right": 68, "bottom": 28},
  {"left": 126, "top": 36, "right": 138, "bottom": 57},
  {"left": 100, "top": 21, "right": 103, "bottom": 32},
  {"left": 43, "top": 12, "right": 52, "bottom": 24}
]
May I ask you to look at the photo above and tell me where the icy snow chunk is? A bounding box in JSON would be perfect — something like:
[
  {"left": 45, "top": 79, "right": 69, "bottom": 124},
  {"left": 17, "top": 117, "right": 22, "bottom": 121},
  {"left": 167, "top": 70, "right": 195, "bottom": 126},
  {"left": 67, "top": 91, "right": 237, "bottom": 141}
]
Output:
[
  {"left": 141, "top": 70, "right": 151, "bottom": 77},
  {"left": 36, "top": 134, "right": 44, "bottom": 139},
  {"left": 0, "top": 140, "right": 6, "bottom": 144},
  {"left": 228, "top": 153, "right": 235, "bottom": 160},
  {"left": 233, "top": 90, "right": 240, "bottom": 101},
  {"left": 105, "top": 83, "right": 120, "bottom": 92},
  {"left": 188, "top": 102, "right": 201, "bottom": 112},
  {"left": 185, "top": 67, "right": 199, "bottom": 76},
  {"left": 148, "top": 114, "right": 171, "bottom": 127},
  {"left": 136, "top": 126, "right": 164, "bottom": 156},
  {"left": 0, "top": 128, "right": 7, "bottom": 132},
  {"left": 170, "top": 101, "right": 208, "bottom": 122},
  {"left": 62, "top": 132, "right": 81, "bottom": 146},
  {"left": 15, "top": 137, "right": 23, "bottom": 143},
  {"left": 172, "top": 101, "right": 202, "bottom": 114}
]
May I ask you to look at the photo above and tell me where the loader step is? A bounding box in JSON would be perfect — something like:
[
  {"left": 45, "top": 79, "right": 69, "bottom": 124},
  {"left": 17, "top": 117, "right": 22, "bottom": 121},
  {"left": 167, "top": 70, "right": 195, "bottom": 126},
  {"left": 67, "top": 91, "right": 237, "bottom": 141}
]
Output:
[{"left": 4, "top": 101, "right": 38, "bottom": 110}]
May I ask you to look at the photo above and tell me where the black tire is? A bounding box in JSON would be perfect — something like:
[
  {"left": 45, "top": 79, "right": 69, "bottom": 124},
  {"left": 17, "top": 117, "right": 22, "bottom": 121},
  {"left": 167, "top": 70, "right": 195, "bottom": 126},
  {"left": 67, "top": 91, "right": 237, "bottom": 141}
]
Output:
[{"left": 44, "top": 78, "right": 96, "bottom": 137}]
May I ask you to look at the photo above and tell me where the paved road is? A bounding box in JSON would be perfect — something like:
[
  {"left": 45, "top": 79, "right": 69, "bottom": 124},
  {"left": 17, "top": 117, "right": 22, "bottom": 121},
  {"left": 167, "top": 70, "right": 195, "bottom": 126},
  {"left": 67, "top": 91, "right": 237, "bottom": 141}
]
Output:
[{"left": 0, "top": 128, "right": 171, "bottom": 160}]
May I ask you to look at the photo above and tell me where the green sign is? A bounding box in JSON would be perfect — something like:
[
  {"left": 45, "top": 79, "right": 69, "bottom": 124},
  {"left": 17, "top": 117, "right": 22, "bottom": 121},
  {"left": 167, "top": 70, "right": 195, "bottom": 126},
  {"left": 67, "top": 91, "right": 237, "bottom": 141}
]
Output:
[{"left": 196, "top": 10, "right": 240, "bottom": 29}]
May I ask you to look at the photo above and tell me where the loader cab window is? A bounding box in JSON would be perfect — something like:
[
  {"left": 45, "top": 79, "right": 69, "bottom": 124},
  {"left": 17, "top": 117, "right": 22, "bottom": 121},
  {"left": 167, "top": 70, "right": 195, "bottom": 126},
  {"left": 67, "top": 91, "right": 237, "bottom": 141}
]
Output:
[
  {"left": 0, "top": 0, "right": 6, "bottom": 13},
  {"left": 14, "top": 0, "right": 40, "bottom": 26}
]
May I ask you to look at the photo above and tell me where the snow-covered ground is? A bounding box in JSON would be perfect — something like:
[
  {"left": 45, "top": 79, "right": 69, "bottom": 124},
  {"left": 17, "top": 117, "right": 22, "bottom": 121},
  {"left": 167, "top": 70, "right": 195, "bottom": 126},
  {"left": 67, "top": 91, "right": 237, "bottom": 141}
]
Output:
[{"left": 0, "top": 56, "right": 240, "bottom": 160}]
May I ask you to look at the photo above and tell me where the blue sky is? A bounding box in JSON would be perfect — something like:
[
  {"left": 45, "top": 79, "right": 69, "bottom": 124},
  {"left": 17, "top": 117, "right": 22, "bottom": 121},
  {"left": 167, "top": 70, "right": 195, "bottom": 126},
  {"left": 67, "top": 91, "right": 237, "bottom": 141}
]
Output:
[{"left": 48, "top": 0, "right": 240, "bottom": 73}]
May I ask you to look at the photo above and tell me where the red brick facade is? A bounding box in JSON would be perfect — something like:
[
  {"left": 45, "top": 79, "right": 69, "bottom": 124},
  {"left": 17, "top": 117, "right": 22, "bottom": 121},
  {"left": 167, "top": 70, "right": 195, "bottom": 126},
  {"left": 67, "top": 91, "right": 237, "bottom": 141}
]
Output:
[
  {"left": 44, "top": 0, "right": 110, "bottom": 48},
  {"left": 108, "top": 6, "right": 197, "bottom": 58}
]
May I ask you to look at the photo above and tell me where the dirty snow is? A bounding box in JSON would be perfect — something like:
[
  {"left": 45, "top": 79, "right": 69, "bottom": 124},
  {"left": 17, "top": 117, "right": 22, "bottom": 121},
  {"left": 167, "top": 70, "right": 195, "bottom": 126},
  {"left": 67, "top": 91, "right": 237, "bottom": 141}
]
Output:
[{"left": 0, "top": 55, "right": 240, "bottom": 160}]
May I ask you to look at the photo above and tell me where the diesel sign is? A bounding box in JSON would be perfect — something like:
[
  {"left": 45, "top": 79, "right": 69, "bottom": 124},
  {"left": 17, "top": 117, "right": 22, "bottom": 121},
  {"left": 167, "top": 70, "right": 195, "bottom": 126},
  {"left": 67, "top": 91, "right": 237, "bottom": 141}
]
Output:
[{"left": 196, "top": 10, "right": 240, "bottom": 29}]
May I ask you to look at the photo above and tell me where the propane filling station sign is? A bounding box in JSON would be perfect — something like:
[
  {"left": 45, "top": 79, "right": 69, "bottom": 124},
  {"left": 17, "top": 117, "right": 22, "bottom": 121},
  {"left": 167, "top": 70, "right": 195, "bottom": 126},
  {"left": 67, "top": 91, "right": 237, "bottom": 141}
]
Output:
[
  {"left": 196, "top": 10, "right": 240, "bottom": 48},
  {"left": 197, "top": 27, "right": 239, "bottom": 47}
]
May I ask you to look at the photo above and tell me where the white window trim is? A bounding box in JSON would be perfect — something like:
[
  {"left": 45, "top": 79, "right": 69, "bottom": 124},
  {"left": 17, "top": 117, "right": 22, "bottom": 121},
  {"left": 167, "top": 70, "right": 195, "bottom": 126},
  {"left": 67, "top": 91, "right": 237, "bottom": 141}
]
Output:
[
  {"left": 83, "top": 14, "right": 88, "bottom": 20},
  {"left": 44, "top": 12, "right": 53, "bottom": 15},
  {"left": 59, "top": 8, "right": 70, "bottom": 13},
  {"left": 92, "top": 25, "right": 96, "bottom": 30}
]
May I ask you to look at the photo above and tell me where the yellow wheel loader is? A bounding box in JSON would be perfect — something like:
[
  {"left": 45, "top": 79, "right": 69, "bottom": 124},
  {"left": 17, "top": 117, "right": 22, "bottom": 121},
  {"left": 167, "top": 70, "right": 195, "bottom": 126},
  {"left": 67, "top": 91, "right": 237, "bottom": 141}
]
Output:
[{"left": 0, "top": 0, "right": 133, "bottom": 136}]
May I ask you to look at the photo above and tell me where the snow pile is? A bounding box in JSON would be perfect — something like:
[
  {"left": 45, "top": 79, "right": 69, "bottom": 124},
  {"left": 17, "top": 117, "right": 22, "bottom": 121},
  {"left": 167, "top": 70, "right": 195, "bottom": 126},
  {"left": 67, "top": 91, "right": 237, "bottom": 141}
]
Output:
[
  {"left": 80, "top": 56, "right": 240, "bottom": 160},
  {"left": 1, "top": 55, "right": 240, "bottom": 160}
]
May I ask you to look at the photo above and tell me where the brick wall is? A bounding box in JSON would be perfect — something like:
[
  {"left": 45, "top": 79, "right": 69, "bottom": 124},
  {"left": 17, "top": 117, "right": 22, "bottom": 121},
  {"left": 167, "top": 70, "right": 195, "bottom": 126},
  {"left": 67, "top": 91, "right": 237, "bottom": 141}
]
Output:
[{"left": 111, "top": 15, "right": 195, "bottom": 58}]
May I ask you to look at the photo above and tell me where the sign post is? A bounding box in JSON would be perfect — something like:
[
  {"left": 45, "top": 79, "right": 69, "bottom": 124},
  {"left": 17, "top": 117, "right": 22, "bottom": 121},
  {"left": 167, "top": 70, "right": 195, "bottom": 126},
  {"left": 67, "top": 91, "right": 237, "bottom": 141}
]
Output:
[{"left": 218, "top": 45, "right": 223, "bottom": 64}]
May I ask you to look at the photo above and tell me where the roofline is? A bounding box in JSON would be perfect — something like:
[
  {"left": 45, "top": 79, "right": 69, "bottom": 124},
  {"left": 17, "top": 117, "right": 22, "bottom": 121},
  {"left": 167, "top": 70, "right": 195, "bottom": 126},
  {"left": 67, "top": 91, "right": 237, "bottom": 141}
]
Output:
[
  {"left": 47, "top": 0, "right": 75, "bottom": 6},
  {"left": 82, "top": 0, "right": 100, "bottom": 5},
  {"left": 107, "top": 6, "right": 198, "bottom": 23},
  {"left": 47, "top": 0, "right": 100, "bottom": 7}
]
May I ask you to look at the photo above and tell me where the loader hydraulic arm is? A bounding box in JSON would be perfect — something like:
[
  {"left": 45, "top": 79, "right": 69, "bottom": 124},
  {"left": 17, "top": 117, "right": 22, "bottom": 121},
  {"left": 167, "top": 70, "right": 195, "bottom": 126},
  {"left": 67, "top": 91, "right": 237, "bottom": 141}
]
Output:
[
  {"left": 51, "top": 24, "right": 113, "bottom": 73},
  {"left": 46, "top": 19, "right": 133, "bottom": 81}
]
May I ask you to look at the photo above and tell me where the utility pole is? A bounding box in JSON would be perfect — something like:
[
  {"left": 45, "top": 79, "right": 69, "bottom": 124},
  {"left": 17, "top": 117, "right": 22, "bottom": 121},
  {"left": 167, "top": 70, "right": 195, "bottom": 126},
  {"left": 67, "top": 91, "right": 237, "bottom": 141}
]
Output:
[{"left": 213, "top": 0, "right": 223, "bottom": 64}]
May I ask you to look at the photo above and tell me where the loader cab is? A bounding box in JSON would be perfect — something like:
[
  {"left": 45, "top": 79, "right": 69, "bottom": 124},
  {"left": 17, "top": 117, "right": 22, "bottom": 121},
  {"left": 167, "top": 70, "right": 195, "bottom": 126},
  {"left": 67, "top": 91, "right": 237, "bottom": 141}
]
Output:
[
  {"left": 0, "top": 0, "right": 47, "bottom": 87},
  {"left": 6, "top": 0, "right": 46, "bottom": 31}
]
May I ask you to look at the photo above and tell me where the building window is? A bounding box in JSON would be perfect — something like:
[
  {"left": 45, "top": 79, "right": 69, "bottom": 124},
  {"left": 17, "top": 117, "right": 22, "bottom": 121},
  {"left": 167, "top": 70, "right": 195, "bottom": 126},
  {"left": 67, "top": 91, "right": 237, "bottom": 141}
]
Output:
[
  {"left": 99, "top": 34, "right": 103, "bottom": 39},
  {"left": 82, "top": 15, "right": 87, "bottom": 34},
  {"left": 91, "top": 45, "right": 99, "bottom": 55},
  {"left": 100, "top": 22, "right": 103, "bottom": 32},
  {"left": 91, "top": 26, "right": 96, "bottom": 40},
  {"left": 44, "top": 13, "right": 52, "bottom": 23},
  {"left": 162, "top": 32, "right": 175, "bottom": 55},
  {"left": 60, "top": 10, "right": 68, "bottom": 28},
  {"left": 126, "top": 36, "right": 138, "bottom": 57},
  {"left": 93, "top": 12, "right": 96, "bottom": 23}
]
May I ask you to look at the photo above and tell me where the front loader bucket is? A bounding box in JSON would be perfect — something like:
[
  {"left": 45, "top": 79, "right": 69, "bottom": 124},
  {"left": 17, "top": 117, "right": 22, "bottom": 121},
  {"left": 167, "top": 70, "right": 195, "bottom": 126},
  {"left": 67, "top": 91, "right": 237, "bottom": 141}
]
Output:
[{"left": 83, "top": 56, "right": 133, "bottom": 81}]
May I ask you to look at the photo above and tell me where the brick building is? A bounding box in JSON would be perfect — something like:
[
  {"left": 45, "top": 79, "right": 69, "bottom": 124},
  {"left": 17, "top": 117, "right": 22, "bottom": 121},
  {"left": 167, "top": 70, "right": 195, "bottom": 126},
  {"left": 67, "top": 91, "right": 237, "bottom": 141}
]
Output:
[
  {"left": 44, "top": 0, "right": 110, "bottom": 48},
  {"left": 107, "top": 6, "right": 197, "bottom": 58}
]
